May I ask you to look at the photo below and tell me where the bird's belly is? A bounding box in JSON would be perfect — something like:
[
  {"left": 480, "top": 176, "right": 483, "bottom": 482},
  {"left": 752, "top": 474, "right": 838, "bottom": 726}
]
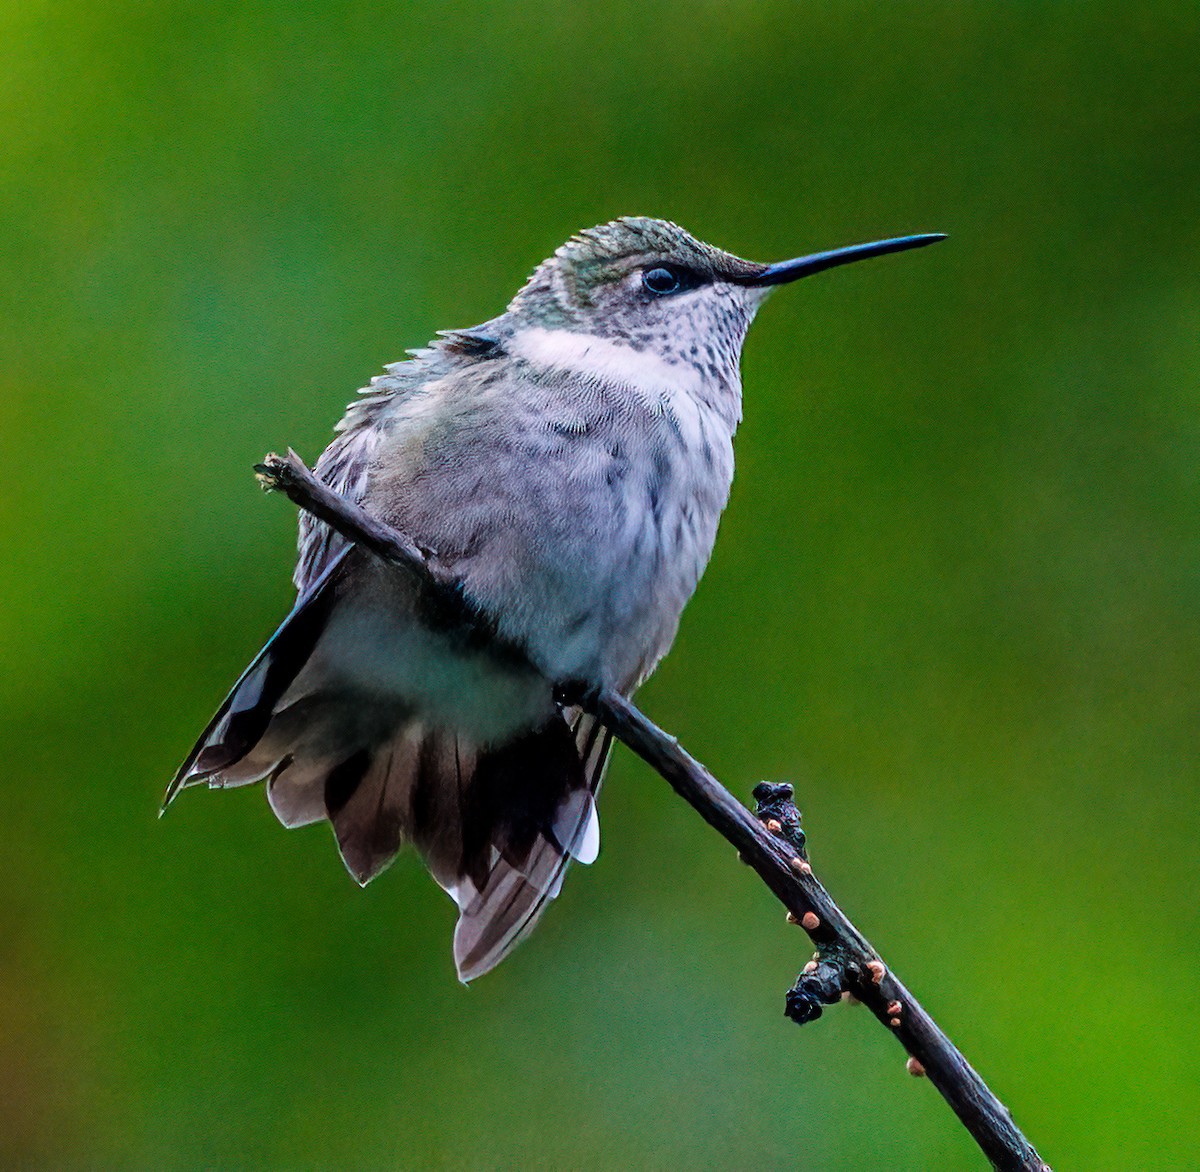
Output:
[
  {"left": 303, "top": 560, "right": 553, "bottom": 746},
  {"left": 484, "top": 452, "right": 730, "bottom": 692}
]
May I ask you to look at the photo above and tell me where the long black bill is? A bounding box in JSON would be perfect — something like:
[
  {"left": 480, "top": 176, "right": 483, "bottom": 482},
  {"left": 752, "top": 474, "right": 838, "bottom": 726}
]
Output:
[{"left": 743, "top": 233, "right": 946, "bottom": 286}]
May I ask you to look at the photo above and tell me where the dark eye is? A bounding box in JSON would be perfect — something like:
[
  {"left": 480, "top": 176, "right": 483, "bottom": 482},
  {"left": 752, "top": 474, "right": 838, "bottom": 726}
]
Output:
[
  {"left": 641, "top": 265, "right": 702, "bottom": 296},
  {"left": 642, "top": 267, "right": 680, "bottom": 295}
]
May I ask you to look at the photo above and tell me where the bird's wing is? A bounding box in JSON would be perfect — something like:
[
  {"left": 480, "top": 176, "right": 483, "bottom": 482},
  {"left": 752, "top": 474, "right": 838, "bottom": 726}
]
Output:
[
  {"left": 294, "top": 407, "right": 382, "bottom": 593},
  {"left": 162, "top": 545, "right": 351, "bottom": 809},
  {"left": 295, "top": 335, "right": 501, "bottom": 592}
]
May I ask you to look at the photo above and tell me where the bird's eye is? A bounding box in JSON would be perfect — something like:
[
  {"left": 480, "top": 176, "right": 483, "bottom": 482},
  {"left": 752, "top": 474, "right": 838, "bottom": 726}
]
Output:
[{"left": 642, "top": 266, "right": 683, "bottom": 295}]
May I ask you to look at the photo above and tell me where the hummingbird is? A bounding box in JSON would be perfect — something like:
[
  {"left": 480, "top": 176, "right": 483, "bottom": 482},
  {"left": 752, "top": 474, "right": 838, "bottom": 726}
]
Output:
[{"left": 165, "top": 218, "right": 943, "bottom": 981}]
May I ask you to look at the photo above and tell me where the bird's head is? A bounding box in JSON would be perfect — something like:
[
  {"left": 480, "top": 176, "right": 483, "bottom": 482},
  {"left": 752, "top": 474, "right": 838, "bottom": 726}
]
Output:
[{"left": 502, "top": 217, "right": 943, "bottom": 411}]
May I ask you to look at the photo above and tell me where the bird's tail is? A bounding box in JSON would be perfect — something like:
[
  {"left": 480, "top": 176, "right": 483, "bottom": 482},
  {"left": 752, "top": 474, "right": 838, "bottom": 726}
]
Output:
[{"left": 165, "top": 556, "right": 611, "bottom": 981}]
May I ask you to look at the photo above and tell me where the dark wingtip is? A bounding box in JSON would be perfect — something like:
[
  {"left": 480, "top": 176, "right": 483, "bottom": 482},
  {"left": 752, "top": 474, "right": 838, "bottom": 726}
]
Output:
[{"left": 160, "top": 765, "right": 196, "bottom": 817}]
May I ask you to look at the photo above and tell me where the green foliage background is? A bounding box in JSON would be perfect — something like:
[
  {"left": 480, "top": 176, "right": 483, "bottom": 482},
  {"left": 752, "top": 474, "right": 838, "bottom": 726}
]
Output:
[{"left": 3, "top": 3, "right": 1198, "bottom": 1167}]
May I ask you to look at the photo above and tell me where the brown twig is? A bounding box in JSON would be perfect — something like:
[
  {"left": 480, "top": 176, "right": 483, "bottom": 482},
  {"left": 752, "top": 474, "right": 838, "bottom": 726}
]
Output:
[{"left": 254, "top": 449, "right": 1049, "bottom": 1172}]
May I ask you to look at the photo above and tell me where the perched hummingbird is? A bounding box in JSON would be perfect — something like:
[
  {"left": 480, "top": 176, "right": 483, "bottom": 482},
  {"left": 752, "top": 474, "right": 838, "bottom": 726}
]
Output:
[{"left": 166, "top": 218, "right": 942, "bottom": 981}]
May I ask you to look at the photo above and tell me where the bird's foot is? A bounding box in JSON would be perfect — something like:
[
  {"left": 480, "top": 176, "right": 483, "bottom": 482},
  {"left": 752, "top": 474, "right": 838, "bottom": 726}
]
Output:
[{"left": 553, "top": 679, "right": 596, "bottom": 709}]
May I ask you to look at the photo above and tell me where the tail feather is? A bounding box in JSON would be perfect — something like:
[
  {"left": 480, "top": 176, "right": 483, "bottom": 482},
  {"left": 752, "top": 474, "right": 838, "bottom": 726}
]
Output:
[
  {"left": 325, "top": 735, "right": 417, "bottom": 885},
  {"left": 168, "top": 551, "right": 616, "bottom": 979},
  {"left": 265, "top": 752, "right": 330, "bottom": 828},
  {"left": 448, "top": 713, "right": 611, "bottom": 981},
  {"left": 453, "top": 851, "right": 559, "bottom": 982},
  {"left": 553, "top": 787, "right": 600, "bottom": 866},
  {"left": 451, "top": 781, "right": 600, "bottom": 981}
]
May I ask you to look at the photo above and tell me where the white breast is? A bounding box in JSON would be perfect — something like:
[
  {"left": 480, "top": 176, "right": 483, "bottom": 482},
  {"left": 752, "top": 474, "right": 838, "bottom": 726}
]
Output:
[{"left": 505, "top": 326, "right": 737, "bottom": 689}]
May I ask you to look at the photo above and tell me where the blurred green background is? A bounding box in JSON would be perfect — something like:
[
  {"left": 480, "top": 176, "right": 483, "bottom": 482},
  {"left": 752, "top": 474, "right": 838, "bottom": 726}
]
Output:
[{"left": 3, "top": 2, "right": 1198, "bottom": 1167}]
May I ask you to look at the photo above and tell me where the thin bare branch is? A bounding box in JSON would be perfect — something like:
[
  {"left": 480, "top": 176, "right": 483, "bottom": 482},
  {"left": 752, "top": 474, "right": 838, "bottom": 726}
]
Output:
[{"left": 254, "top": 449, "right": 1048, "bottom": 1172}]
